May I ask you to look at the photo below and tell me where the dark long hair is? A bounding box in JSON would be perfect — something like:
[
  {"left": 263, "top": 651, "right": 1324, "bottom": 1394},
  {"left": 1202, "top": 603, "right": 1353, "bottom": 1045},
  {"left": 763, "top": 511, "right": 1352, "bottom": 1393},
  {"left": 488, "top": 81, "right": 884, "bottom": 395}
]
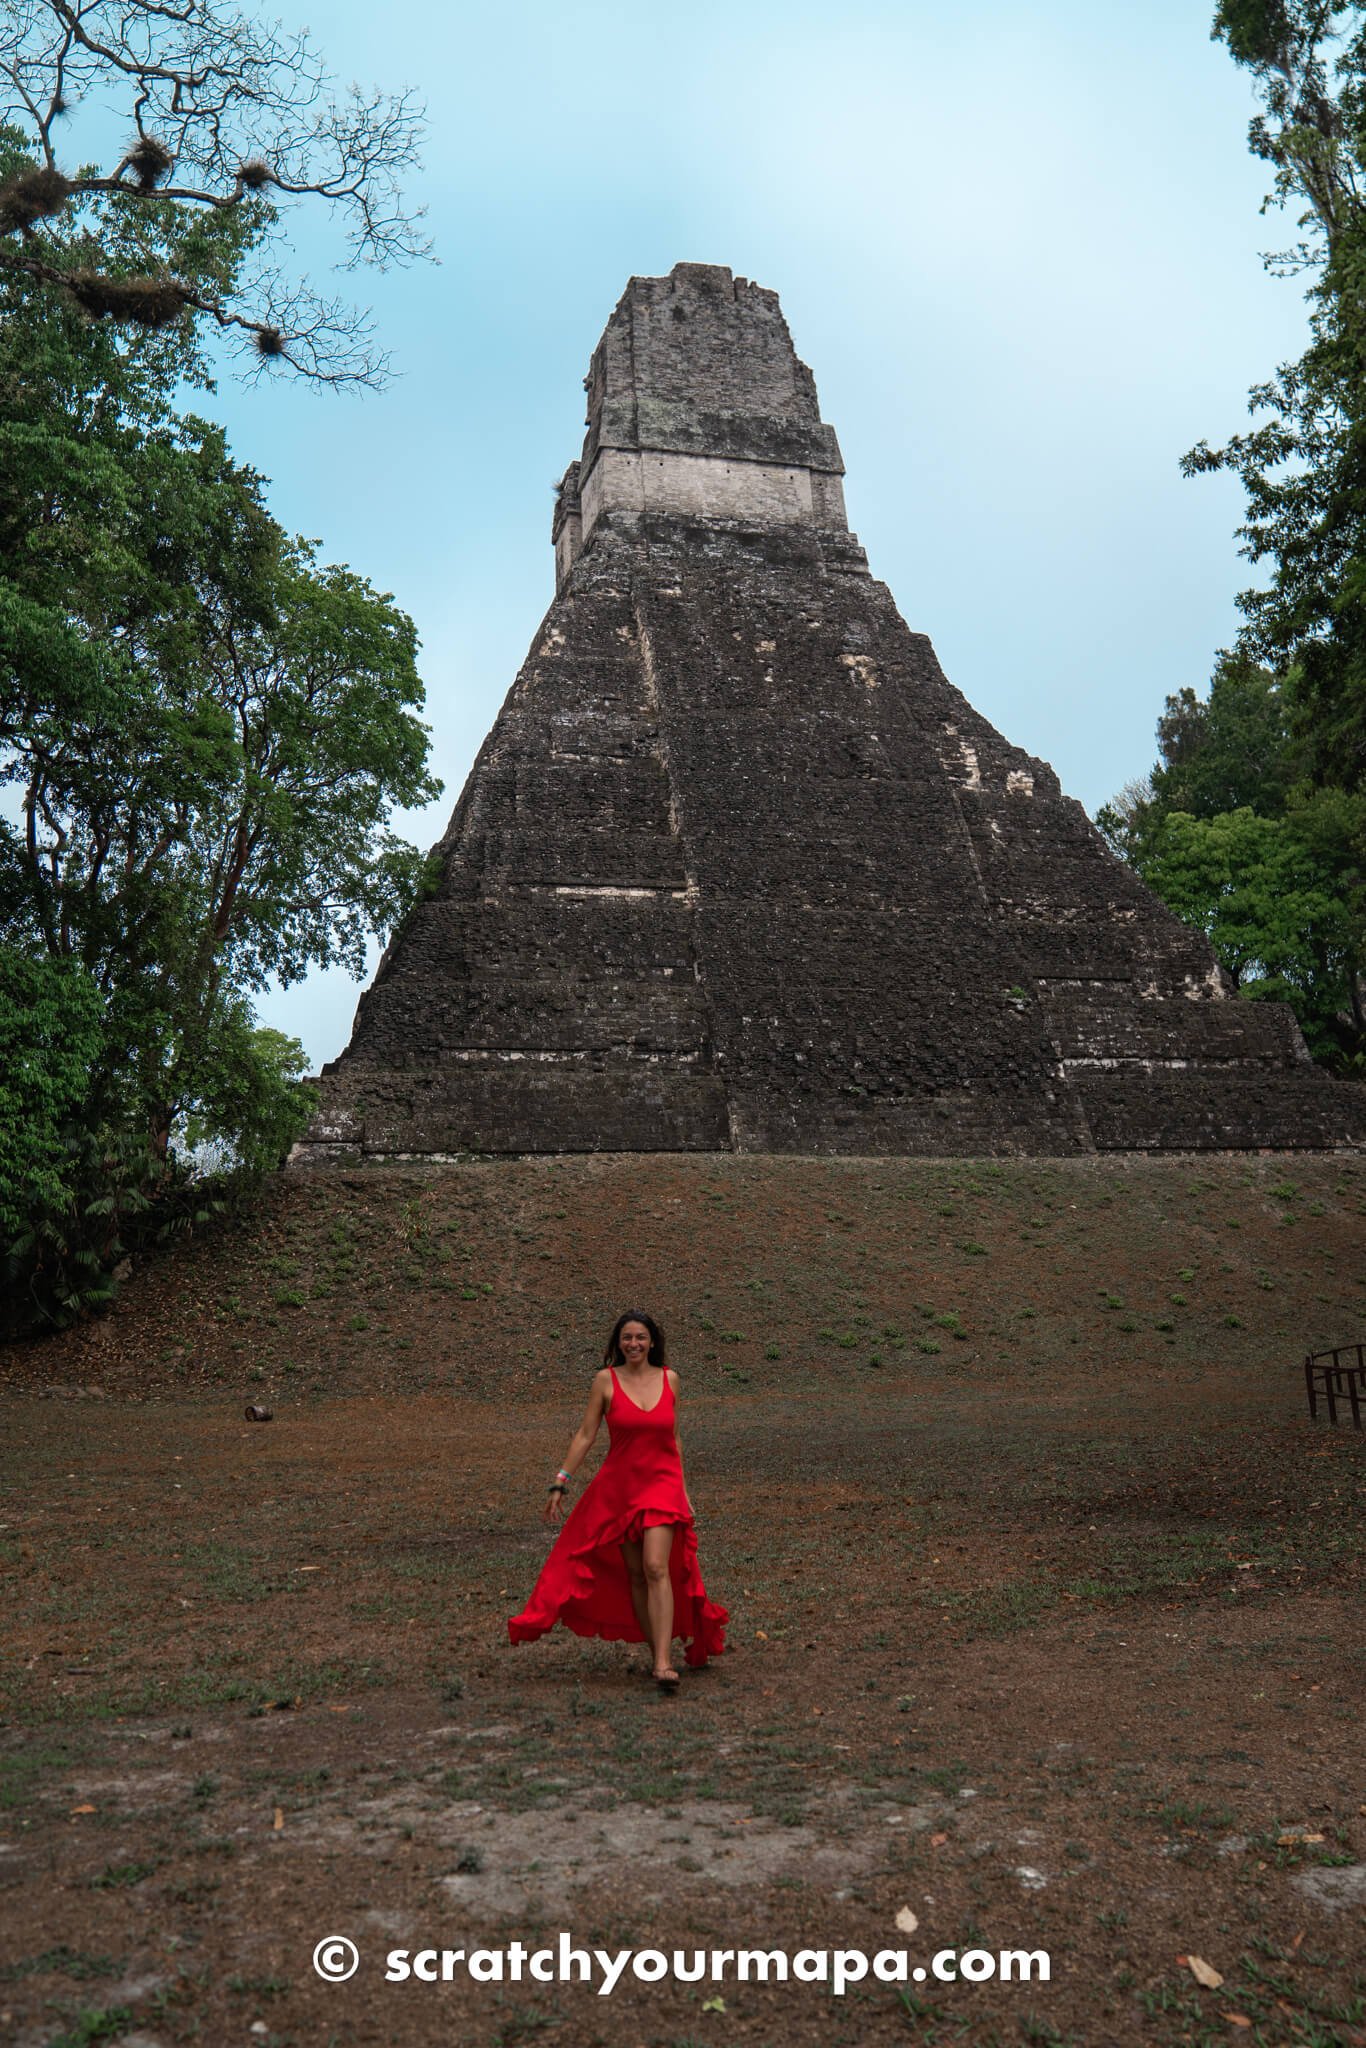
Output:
[{"left": 603, "top": 1309, "right": 667, "bottom": 1371}]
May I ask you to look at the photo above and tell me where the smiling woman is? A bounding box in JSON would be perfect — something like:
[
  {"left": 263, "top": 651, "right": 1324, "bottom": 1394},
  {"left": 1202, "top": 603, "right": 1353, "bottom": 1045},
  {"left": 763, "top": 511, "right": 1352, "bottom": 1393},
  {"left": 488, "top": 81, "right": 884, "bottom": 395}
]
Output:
[{"left": 507, "top": 1310, "right": 728, "bottom": 1691}]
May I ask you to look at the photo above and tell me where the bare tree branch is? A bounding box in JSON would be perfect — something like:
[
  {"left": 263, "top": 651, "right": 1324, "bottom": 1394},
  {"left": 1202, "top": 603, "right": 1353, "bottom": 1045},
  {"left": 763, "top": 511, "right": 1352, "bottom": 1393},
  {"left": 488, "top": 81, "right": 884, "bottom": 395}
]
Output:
[{"left": 0, "top": 0, "right": 429, "bottom": 384}]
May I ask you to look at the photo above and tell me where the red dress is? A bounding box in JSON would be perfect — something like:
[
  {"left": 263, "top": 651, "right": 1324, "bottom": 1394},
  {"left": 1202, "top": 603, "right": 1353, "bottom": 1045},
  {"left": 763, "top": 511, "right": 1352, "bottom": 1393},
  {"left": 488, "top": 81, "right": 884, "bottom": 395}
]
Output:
[{"left": 507, "top": 1368, "right": 728, "bottom": 1667}]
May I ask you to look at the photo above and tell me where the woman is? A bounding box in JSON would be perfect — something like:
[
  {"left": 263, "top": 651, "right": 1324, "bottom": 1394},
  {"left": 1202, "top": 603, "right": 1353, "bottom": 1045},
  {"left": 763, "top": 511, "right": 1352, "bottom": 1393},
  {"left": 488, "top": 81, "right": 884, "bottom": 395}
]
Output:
[{"left": 507, "top": 1311, "right": 728, "bottom": 1690}]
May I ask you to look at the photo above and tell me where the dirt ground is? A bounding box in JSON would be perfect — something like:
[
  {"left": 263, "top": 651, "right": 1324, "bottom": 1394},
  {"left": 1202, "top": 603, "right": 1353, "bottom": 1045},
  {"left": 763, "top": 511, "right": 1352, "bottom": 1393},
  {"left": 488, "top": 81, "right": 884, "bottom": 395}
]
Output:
[{"left": 2, "top": 1152, "right": 1364, "bottom": 2048}]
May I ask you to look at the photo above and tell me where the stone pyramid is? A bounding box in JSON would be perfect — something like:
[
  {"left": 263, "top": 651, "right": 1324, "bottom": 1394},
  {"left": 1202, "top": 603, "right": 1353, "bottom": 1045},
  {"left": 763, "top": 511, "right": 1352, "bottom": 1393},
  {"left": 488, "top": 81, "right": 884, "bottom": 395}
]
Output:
[{"left": 297, "top": 263, "right": 1363, "bottom": 1160}]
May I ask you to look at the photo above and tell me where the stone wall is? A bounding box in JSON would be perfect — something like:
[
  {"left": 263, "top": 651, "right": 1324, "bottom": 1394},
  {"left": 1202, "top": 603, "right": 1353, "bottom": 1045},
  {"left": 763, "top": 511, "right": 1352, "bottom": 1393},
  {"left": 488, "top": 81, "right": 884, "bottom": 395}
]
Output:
[
  {"left": 556, "top": 264, "right": 849, "bottom": 588},
  {"left": 578, "top": 450, "right": 849, "bottom": 557}
]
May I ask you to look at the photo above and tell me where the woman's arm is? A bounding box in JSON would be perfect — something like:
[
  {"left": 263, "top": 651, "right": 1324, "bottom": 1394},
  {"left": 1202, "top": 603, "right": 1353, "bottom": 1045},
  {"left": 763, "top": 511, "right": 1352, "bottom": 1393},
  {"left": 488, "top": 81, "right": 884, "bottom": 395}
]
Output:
[
  {"left": 543, "top": 1370, "right": 611, "bottom": 1523},
  {"left": 669, "top": 1369, "right": 695, "bottom": 1519}
]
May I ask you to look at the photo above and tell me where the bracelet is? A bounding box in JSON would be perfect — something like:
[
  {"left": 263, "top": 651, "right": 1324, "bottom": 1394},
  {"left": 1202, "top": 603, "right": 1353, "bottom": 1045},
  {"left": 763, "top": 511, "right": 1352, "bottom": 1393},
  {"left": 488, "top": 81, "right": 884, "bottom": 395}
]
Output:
[{"left": 555, "top": 1469, "right": 572, "bottom": 1484}]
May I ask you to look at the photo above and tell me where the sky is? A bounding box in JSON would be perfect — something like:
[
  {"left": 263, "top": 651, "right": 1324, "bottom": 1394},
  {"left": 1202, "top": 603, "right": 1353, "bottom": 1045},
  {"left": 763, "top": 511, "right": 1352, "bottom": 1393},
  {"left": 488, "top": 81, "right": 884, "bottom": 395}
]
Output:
[{"left": 186, "top": 0, "right": 1312, "bottom": 1072}]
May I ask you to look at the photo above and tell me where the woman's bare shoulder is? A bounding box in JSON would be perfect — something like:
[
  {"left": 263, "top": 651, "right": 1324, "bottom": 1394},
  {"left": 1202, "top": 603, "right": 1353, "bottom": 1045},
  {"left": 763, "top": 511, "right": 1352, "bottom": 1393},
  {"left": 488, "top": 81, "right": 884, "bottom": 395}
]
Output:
[{"left": 667, "top": 1367, "right": 680, "bottom": 1392}]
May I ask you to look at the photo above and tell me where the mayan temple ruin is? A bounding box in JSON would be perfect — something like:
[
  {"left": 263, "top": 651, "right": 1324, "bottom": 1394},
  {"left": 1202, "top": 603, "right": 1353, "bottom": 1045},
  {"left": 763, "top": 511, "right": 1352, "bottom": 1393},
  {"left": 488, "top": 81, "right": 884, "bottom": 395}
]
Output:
[{"left": 296, "top": 263, "right": 1364, "bottom": 1161}]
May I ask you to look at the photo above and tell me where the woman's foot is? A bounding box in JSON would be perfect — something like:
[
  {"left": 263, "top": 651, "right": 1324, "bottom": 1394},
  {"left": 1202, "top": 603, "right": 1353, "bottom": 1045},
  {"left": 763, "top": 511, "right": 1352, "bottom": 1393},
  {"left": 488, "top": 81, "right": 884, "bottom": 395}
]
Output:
[{"left": 653, "top": 1664, "right": 681, "bottom": 1691}]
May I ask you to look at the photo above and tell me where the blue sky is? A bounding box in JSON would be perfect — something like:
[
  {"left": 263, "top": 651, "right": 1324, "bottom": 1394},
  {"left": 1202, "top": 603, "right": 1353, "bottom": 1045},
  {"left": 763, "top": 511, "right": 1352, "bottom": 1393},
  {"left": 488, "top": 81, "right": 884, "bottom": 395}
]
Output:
[{"left": 193, "top": 1, "right": 1311, "bottom": 1070}]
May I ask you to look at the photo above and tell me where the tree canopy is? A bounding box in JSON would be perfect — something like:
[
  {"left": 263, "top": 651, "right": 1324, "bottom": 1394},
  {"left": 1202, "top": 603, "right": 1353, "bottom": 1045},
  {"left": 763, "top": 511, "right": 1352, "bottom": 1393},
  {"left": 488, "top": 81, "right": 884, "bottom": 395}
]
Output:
[
  {"left": 1098, "top": 659, "right": 1366, "bottom": 1060},
  {"left": 1100, "top": 6, "right": 1366, "bottom": 1071},
  {"left": 0, "top": 70, "right": 440, "bottom": 1331},
  {"left": 1183, "top": 1, "right": 1366, "bottom": 789}
]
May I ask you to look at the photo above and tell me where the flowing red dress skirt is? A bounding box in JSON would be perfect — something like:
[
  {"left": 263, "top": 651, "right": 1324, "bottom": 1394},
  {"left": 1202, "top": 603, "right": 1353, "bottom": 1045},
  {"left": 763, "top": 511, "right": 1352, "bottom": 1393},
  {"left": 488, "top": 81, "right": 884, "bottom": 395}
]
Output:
[{"left": 508, "top": 1368, "right": 727, "bottom": 1668}]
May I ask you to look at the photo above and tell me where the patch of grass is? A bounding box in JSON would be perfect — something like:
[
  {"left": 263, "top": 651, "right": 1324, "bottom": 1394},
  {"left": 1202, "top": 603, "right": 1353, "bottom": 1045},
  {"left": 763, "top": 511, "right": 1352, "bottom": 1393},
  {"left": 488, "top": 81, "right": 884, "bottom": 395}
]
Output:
[
  {"left": 1149, "top": 1796, "right": 1236, "bottom": 1834},
  {"left": 0, "top": 1744, "right": 82, "bottom": 1811},
  {"left": 1243, "top": 1825, "right": 1358, "bottom": 1871},
  {"left": 934, "top": 1578, "right": 1063, "bottom": 1635},
  {"left": 917, "top": 1759, "right": 973, "bottom": 1795},
  {"left": 0, "top": 1946, "right": 121, "bottom": 1984},
  {"left": 177, "top": 1541, "right": 279, "bottom": 1605},
  {"left": 89, "top": 1860, "right": 158, "bottom": 1889},
  {"left": 46, "top": 2010, "right": 136, "bottom": 2048},
  {"left": 1137, "top": 1953, "right": 1365, "bottom": 2047}
]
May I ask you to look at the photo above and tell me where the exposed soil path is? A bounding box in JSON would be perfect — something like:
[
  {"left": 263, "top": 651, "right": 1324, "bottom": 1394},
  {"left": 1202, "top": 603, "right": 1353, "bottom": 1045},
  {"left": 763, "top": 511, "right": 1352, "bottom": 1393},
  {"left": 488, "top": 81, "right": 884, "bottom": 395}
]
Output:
[{"left": 2, "top": 1155, "right": 1363, "bottom": 2046}]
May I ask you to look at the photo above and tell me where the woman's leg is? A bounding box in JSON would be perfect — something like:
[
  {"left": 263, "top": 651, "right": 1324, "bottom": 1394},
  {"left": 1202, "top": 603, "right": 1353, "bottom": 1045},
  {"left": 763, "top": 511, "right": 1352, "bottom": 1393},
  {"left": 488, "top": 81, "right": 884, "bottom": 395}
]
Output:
[
  {"left": 620, "top": 1538, "right": 651, "bottom": 1647},
  {"left": 641, "top": 1523, "right": 678, "bottom": 1678}
]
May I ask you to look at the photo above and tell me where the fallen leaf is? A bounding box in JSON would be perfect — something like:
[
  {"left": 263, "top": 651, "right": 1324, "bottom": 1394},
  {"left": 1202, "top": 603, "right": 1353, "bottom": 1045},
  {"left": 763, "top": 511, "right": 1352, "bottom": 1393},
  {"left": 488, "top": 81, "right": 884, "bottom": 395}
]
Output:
[
  {"left": 930, "top": 1831, "right": 949, "bottom": 1847},
  {"left": 68, "top": 1803, "right": 95, "bottom": 1816},
  {"left": 1291, "top": 1931, "right": 1306, "bottom": 1951},
  {"left": 272, "top": 1808, "right": 284, "bottom": 1832},
  {"left": 754, "top": 1629, "right": 768, "bottom": 1640},
  {"left": 327, "top": 1704, "right": 350, "bottom": 1715},
  {"left": 1186, "top": 1956, "right": 1224, "bottom": 1989},
  {"left": 701, "top": 1996, "right": 726, "bottom": 2013},
  {"left": 1220, "top": 2015, "right": 1252, "bottom": 2029},
  {"left": 895, "top": 1906, "right": 918, "bottom": 1935}
]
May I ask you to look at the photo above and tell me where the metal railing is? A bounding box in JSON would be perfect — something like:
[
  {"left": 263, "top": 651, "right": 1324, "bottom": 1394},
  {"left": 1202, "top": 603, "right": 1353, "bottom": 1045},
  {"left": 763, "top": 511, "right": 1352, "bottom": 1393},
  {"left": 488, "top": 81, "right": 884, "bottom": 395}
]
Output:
[{"left": 1304, "top": 1343, "right": 1365, "bottom": 1428}]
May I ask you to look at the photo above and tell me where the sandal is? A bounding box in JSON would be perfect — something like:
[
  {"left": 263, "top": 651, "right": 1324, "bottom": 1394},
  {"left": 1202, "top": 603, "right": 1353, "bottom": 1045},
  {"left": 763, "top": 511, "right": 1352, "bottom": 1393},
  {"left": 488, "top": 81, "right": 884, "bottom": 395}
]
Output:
[{"left": 654, "top": 1666, "right": 681, "bottom": 1693}]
